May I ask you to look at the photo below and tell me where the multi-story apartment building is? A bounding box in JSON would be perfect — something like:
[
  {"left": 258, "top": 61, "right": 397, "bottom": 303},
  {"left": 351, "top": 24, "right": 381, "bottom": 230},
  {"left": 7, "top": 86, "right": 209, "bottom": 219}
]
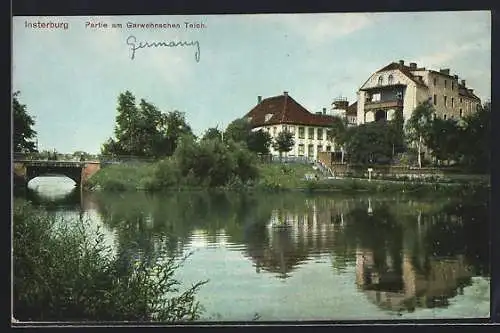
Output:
[
  {"left": 244, "top": 92, "right": 341, "bottom": 159},
  {"left": 356, "top": 60, "right": 482, "bottom": 125}
]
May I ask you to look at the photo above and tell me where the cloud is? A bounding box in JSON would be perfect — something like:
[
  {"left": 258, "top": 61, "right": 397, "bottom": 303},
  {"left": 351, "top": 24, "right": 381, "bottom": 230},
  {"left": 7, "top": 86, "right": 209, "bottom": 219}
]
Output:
[
  {"left": 249, "top": 13, "right": 377, "bottom": 44},
  {"left": 414, "top": 37, "right": 490, "bottom": 69}
]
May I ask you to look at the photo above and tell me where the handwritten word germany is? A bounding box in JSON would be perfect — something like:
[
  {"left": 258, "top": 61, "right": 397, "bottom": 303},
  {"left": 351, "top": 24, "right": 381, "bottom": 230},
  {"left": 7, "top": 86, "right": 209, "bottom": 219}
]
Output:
[{"left": 126, "top": 35, "right": 201, "bottom": 62}]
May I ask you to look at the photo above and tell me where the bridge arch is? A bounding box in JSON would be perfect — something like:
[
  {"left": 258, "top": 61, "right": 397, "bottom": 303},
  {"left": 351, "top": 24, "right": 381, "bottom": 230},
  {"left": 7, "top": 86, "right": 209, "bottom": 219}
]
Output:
[
  {"left": 26, "top": 167, "right": 82, "bottom": 186},
  {"left": 13, "top": 160, "right": 101, "bottom": 188}
]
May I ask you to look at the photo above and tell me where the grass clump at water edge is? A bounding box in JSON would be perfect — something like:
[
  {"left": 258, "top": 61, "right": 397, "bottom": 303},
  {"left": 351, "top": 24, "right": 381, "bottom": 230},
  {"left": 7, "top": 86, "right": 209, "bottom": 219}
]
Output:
[{"left": 13, "top": 199, "right": 207, "bottom": 322}]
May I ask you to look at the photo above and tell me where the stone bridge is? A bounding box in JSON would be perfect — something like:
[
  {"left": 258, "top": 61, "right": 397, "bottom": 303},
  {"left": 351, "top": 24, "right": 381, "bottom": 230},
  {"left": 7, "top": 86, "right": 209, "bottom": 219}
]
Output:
[{"left": 13, "top": 159, "right": 101, "bottom": 188}]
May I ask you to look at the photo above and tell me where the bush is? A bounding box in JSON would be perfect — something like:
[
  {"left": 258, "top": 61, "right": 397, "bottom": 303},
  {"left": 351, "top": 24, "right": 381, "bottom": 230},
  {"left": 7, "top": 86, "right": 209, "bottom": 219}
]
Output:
[{"left": 13, "top": 199, "right": 206, "bottom": 321}]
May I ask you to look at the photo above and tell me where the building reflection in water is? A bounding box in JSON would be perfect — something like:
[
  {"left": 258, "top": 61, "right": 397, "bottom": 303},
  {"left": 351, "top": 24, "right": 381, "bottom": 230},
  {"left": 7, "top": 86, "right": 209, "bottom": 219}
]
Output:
[
  {"left": 355, "top": 249, "right": 472, "bottom": 312},
  {"left": 242, "top": 196, "right": 484, "bottom": 314},
  {"left": 243, "top": 198, "right": 350, "bottom": 279}
]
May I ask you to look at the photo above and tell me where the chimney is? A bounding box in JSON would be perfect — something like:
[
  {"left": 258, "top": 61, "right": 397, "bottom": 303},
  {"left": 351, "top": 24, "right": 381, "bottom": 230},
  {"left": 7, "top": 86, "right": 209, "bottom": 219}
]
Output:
[
  {"left": 257, "top": 95, "right": 262, "bottom": 104},
  {"left": 322, "top": 107, "right": 326, "bottom": 115},
  {"left": 454, "top": 75, "right": 458, "bottom": 80},
  {"left": 468, "top": 89, "right": 474, "bottom": 93},
  {"left": 409, "top": 62, "right": 417, "bottom": 69},
  {"left": 283, "top": 91, "right": 288, "bottom": 96},
  {"left": 461, "top": 79, "right": 466, "bottom": 86},
  {"left": 440, "top": 68, "right": 450, "bottom": 75},
  {"left": 398, "top": 60, "right": 404, "bottom": 66}
]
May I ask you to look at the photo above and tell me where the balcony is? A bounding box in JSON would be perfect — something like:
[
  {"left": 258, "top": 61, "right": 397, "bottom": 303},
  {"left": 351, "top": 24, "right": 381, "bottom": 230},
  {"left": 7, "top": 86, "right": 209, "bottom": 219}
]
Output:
[{"left": 364, "top": 99, "right": 403, "bottom": 111}]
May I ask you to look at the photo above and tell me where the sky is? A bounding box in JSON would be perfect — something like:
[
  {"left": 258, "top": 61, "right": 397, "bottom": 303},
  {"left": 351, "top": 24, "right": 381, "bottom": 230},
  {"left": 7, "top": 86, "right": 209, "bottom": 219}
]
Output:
[{"left": 12, "top": 11, "right": 491, "bottom": 154}]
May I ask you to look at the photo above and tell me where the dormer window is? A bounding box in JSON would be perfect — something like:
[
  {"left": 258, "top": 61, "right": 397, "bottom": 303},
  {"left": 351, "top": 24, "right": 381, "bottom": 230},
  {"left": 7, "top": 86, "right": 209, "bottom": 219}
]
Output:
[
  {"left": 378, "top": 76, "right": 383, "bottom": 85},
  {"left": 247, "top": 117, "right": 252, "bottom": 123},
  {"left": 264, "top": 113, "right": 273, "bottom": 122},
  {"left": 388, "top": 74, "right": 394, "bottom": 85}
]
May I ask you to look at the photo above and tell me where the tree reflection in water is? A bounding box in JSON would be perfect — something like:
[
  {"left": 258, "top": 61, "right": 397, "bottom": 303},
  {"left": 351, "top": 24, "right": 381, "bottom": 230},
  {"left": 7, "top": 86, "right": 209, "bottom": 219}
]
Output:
[
  {"left": 343, "top": 198, "right": 489, "bottom": 313},
  {"left": 29, "top": 188, "right": 488, "bottom": 316}
]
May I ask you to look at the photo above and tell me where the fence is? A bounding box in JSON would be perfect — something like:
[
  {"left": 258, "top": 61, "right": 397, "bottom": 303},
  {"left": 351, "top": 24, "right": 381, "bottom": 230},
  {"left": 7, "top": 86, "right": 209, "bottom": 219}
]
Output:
[
  {"left": 270, "top": 155, "right": 315, "bottom": 164},
  {"left": 13, "top": 152, "right": 157, "bottom": 164}
]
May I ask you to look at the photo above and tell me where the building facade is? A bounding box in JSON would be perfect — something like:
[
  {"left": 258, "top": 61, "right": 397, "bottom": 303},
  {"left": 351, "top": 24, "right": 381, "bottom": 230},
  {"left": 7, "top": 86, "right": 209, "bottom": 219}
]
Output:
[
  {"left": 244, "top": 92, "right": 342, "bottom": 160},
  {"left": 356, "top": 60, "right": 482, "bottom": 125}
]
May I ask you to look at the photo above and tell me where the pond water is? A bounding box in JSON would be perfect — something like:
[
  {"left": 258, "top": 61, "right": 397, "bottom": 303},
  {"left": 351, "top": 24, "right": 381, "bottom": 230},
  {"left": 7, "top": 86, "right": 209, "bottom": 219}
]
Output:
[{"left": 17, "top": 177, "right": 491, "bottom": 321}]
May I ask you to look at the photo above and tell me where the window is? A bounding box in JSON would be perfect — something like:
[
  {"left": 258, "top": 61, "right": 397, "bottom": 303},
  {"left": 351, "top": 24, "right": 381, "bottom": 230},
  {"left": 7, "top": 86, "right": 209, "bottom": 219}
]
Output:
[
  {"left": 317, "top": 128, "right": 323, "bottom": 140},
  {"left": 444, "top": 96, "right": 447, "bottom": 107},
  {"left": 460, "top": 98, "right": 463, "bottom": 103},
  {"left": 433, "top": 94, "right": 437, "bottom": 105},
  {"left": 326, "top": 146, "right": 331, "bottom": 152},
  {"left": 444, "top": 80, "right": 447, "bottom": 88},
  {"left": 298, "top": 127, "right": 305, "bottom": 139},
  {"left": 273, "top": 127, "right": 277, "bottom": 135},
  {"left": 388, "top": 74, "right": 394, "bottom": 85},
  {"left": 308, "top": 127, "right": 314, "bottom": 140},
  {"left": 265, "top": 113, "right": 273, "bottom": 122},
  {"left": 288, "top": 126, "right": 295, "bottom": 134},
  {"left": 451, "top": 97, "right": 454, "bottom": 108},
  {"left": 443, "top": 114, "right": 447, "bottom": 120},
  {"left": 298, "top": 144, "right": 305, "bottom": 156},
  {"left": 433, "top": 78, "right": 437, "bottom": 85},
  {"left": 372, "top": 93, "right": 381, "bottom": 102},
  {"left": 308, "top": 144, "right": 314, "bottom": 157},
  {"left": 377, "top": 76, "right": 383, "bottom": 85},
  {"left": 452, "top": 82, "right": 454, "bottom": 90},
  {"left": 317, "top": 145, "right": 323, "bottom": 153},
  {"left": 460, "top": 109, "right": 463, "bottom": 117}
]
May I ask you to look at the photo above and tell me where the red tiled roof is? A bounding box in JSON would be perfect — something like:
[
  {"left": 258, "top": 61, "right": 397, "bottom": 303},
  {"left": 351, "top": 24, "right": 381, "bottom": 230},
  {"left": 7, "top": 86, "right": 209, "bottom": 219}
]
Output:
[
  {"left": 244, "top": 93, "right": 338, "bottom": 128},
  {"left": 376, "top": 62, "right": 427, "bottom": 87},
  {"left": 346, "top": 102, "right": 357, "bottom": 116}
]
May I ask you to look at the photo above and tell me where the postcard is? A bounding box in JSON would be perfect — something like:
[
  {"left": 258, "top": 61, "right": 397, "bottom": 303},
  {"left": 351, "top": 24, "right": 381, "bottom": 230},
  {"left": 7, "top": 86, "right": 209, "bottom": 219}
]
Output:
[{"left": 12, "top": 11, "right": 491, "bottom": 324}]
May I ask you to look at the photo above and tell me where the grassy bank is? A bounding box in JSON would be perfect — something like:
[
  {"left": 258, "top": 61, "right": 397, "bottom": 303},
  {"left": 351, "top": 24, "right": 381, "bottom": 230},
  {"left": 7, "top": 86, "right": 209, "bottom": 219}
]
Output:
[
  {"left": 13, "top": 199, "right": 206, "bottom": 321},
  {"left": 85, "top": 160, "right": 489, "bottom": 196}
]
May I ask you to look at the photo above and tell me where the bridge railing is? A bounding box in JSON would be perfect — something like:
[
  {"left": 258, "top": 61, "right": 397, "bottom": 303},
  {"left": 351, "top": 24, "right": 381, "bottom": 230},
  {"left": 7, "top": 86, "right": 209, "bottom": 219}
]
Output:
[
  {"left": 98, "top": 155, "right": 158, "bottom": 165},
  {"left": 14, "top": 153, "right": 159, "bottom": 164}
]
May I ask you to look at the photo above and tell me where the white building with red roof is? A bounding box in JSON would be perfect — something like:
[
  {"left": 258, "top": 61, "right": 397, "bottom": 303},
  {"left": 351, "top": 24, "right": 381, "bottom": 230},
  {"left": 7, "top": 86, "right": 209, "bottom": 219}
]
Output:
[{"left": 244, "top": 91, "right": 353, "bottom": 159}]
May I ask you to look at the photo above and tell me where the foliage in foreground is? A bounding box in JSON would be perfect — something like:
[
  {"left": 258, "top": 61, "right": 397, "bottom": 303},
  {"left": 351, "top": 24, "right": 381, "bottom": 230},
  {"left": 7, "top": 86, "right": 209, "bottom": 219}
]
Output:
[{"left": 13, "top": 199, "right": 207, "bottom": 322}]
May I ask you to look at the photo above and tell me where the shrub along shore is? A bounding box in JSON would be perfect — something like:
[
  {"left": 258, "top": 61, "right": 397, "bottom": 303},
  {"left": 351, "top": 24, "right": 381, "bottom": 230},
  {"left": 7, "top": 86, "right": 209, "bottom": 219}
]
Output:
[
  {"left": 13, "top": 199, "right": 207, "bottom": 321},
  {"left": 85, "top": 159, "right": 489, "bottom": 197}
]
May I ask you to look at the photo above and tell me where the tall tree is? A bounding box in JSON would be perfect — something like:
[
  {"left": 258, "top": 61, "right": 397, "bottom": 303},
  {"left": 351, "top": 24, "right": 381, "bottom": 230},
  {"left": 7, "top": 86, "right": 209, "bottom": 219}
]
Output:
[
  {"left": 224, "top": 118, "right": 252, "bottom": 144},
  {"left": 201, "top": 127, "right": 223, "bottom": 141},
  {"left": 247, "top": 129, "right": 272, "bottom": 155},
  {"left": 457, "top": 101, "right": 490, "bottom": 172},
  {"left": 344, "top": 121, "right": 394, "bottom": 165},
  {"left": 102, "top": 91, "right": 193, "bottom": 158},
  {"left": 13, "top": 91, "right": 38, "bottom": 153},
  {"left": 223, "top": 118, "right": 272, "bottom": 155},
  {"left": 272, "top": 130, "right": 295, "bottom": 161},
  {"left": 327, "top": 116, "right": 348, "bottom": 163},
  {"left": 162, "top": 110, "right": 194, "bottom": 156},
  {"left": 388, "top": 108, "right": 406, "bottom": 157},
  {"left": 426, "top": 118, "right": 461, "bottom": 165},
  {"left": 137, "top": 98, "right": 165, "bottom": 157},
  {"left": 405, "top": 101, "right": 435, "bottom": 168}
]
